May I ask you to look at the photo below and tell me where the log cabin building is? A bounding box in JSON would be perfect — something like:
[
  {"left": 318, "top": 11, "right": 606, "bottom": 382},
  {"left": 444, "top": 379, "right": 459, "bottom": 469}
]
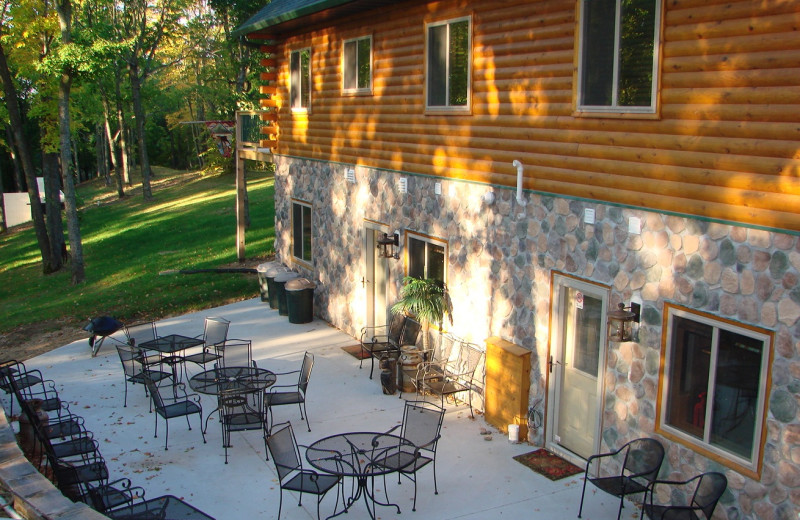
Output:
[{"left": 234, "top": 1, "right": 800, "bottom": 517}]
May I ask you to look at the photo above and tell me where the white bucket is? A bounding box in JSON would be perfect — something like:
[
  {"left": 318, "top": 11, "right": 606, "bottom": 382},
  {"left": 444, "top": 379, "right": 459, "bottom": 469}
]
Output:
[{"left": 508, "top": 424, "right": 520, "bottom": 443}]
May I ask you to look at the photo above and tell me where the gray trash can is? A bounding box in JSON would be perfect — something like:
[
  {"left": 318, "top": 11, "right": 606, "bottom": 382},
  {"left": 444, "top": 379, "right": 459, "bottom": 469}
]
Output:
[
  {"left": 257, "top": 262, "right": 282, "bottom": 302},
  {"left": 266, "top": 265, "right": 291, "bottom": 309},
  {"left": 285, "top": 278, "right": 316, "bottom": 324},
  {"left": 273, "top": 271, "right": 300, "bottom": 316}
]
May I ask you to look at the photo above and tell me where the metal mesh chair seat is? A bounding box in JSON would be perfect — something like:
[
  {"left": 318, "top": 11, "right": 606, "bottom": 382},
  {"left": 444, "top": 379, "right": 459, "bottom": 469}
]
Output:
[
  {"left": 264, "top": 390, "right": 302, "bottom": 406},
  {"left": 159, "top": 400, "right": 201, "bottom": 419},
  {"left": 281, "top": 472, "right": 340, "bottom": 494},
  {"left": 590, "top": 475, "right": 649, "bottom": 497},
  {"left": 48, "top": 435, "right": 99, "bottom": 460}
]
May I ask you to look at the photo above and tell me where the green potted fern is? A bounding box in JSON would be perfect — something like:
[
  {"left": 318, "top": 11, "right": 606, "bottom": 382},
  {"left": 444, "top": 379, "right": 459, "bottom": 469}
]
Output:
[{"left": 391, "top": 276, "right": 453, "bottom": 351}]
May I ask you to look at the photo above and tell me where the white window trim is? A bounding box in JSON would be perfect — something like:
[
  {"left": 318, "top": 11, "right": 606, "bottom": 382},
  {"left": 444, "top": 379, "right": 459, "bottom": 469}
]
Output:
[
  {"left": 406, "top": 232, "right": 448, "bottom": 282},
  {"left": 290, "top": 47, "right": 312, "bottom": 114},
  {"left": 576, "top": 0, "right": 661, "bottom": 114},
  {"left": 657, "top": 304, "right": 772, "bottom": 478},
  {"left": 424, "top": 16, "right": 472, "bottom": 113},
  {"left": 291, "top": 200, "right": 313, "bottom": 264},
  {"left": 342, "top": 35, "right": 372, "bottom": 94}
]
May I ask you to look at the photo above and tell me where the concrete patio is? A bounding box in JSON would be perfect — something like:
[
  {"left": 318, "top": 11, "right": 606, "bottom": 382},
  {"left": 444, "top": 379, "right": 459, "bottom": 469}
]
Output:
[{"left": 6, "top": 298, "right": 628, "bottom": 519}]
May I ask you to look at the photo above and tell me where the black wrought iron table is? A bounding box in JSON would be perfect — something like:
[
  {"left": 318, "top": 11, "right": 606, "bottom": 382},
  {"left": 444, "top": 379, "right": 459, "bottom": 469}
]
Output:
[
  {"left": 106, "top": 494, "right": 216, "bottom": 519},
  {"left": 188, "top": 366, "right": 277, "bottom": 396},
  {"left": 188, "top": 366, "right": 277, "bottom": 438},
  {"left": 139, "top": 334, "right": 204, "bottom": 382},
  {"left": 306, "top": 431, "right": 414, "bottom": 520}
]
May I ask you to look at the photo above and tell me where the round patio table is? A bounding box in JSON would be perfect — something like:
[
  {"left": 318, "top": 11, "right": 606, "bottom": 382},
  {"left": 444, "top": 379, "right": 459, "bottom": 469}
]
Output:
[
  {"left": 306, "top": 431, "right": 414, "bottom": 520},
  {"left": 188, "top": 366, "right": 277, "bottom": 396}
]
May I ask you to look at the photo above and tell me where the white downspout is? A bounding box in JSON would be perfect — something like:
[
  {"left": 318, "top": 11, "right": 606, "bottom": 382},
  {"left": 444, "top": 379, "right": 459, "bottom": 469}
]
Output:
[{"left": 512, "top": 160, "right": 526, "bottom": 206}]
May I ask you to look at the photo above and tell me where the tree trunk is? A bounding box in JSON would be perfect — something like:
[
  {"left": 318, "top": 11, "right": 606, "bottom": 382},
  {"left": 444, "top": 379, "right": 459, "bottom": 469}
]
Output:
[
  {"left": 0, "top": 160, "right": 6, "bottom": 233},
  {"left": 43, "top": 152, "right": 64, "bottom": 271},
  {"left": 5, "top": 126, "right": 24, "bottom": 192},
  {"left": 101, "top": 94, "right": 124, "bottom": 197},
  {"left": 56, "top": 0, "right": 85, "bottom": 284},
  {"left": 0, "top": 42, "right": 53, "bottom": 272},
  {"left": 128, "top": 61, "right": 153, "bottom": 200}
]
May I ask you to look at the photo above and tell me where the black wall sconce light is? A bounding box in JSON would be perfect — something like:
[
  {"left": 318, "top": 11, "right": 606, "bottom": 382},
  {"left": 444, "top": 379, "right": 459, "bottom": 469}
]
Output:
[
  {"left": 377, "top": 232, "right": 400, "bottom": 259},
  {"left": 607, "top": 302, "right": 641, "bottom": 342}
]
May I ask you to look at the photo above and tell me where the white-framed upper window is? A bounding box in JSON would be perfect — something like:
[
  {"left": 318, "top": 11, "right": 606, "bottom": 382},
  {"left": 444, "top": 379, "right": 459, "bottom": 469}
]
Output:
[
  {"left": 291, "top": 200, "right": 312, "bottom": 263},
  {"left": 343, "top": 35, "right": 372, "bottom": 93},
  {"left": 425, "top": 16, "right": 471, "bottom": 111},
  {"left": 577, "top": 0, "right": 661, "bottom": 113},
  {"left": 290, "top": 48, "right": 311, "bottom": 112},
  {"left": 407, "top": 233, "right": 447, "bottom": 283},
  {"left": 657, "top": 303, "right": 773, "bottom": 478}
]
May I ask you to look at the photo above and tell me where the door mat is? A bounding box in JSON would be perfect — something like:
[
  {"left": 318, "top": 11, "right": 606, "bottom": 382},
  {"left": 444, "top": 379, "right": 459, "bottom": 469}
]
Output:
[
  {"left": 513, "top": 449, "right": 584, "bottom": 481},
  {"left": 341, "top": 344, "right": 370, "bottom": 360}
]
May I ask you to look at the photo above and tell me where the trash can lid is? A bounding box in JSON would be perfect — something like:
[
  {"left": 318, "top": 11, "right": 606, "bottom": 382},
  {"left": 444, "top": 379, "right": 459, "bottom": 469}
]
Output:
[
  {"left": 285, "top": 277, "right": 316, "bottom": 291},
  {"left": 257, "top": 261, "right": 283, "bottom": 273},
  {"left": 274, "top": 271, "right": 300, "bottom": 283},
  {"left": 266, "top": 265, "right": 291, "bottom": 277}
]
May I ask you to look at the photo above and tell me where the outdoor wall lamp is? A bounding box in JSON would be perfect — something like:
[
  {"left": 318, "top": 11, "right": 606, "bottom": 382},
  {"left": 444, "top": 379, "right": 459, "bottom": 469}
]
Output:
[
  {"left": 377, "top": 232, "right": 400, "bottom": 259},
  {"left": 607, "top": 302, "right": 641, "bottom": 342}
]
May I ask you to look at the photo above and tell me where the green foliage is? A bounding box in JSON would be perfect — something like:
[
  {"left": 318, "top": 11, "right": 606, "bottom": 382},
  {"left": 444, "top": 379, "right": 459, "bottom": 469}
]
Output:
[
  {"left": 391, "top": 276, "right": 453, "bottom": 328},
  {"left": 0, "top": 167, "right": 276, "bottom": 332}
]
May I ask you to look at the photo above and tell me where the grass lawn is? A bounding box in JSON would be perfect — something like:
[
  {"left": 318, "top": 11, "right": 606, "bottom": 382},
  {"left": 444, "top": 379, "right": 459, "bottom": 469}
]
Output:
[{"left": 0, "top": 166, "right": 275, "bottom": 345}]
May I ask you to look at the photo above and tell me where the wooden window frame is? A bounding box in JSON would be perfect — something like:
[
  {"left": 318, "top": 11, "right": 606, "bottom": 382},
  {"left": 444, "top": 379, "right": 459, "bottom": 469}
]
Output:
[
  {"left": 342, "top": 35, "right": 372, "bottom": 95},
  {"left": 656, "top": 302, "right": 773, "bottom": 479},
  {"left": 290, "top": 48, "right": 312, "bottom": 113},
  {"left": 424, "top": 16, "right": 472, "bottom": 114},
  {"left": 575, "top": 0, "right": 662, "bottom": 115},
  {"left": 291, "top": 199, "right": 313, "bottom": 266},
  {"left": 405, "top": 232, "right": 447, "bottom": 283}
]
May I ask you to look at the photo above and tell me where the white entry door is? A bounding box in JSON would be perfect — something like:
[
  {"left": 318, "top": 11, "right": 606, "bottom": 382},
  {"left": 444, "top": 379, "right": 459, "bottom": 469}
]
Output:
[
  {"left": 546, "top": 275, "right": 609, "bottom": 460},
  {"left": 364, "top": 226, "right": 388, "bottom": 329}
]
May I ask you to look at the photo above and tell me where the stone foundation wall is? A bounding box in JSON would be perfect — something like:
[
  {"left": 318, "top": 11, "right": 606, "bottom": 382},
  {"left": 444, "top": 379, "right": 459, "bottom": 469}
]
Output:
[{"left": 273, "top": 155, "right": 800, "bottom": 519}]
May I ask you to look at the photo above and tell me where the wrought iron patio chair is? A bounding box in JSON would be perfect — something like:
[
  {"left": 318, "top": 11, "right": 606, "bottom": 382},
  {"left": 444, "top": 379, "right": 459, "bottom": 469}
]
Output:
[
  {"left": 183, "top": 316, "right": 229, "bottom": 375},
  {"left": 641, "top": 472, "right": 727, "bottom": 520},
  {"left": 218, "top": 388, "right": 264, "bottom": 464},
  {"left": 400, "top": 332, "right": 460, "bottom": 398},
  {"left": 0, "top": 359, "right": 43, "bottom": 416},
  {"left": 115, "top": 344, "right": 171, "bottom": 407},
  {"left": 264, "top": 352, "right": 313, "bottom": 434},
  {"left": 359, "top": 314, "right": 421, "bottom": 379},
  {"left": 48, "top": 450, "right": 112, "bottom": 504},
  {"left": 7, "top": 371, "right": 97, "bottom": 472},
  {"left": 418, "top": 341, "right": 484, "bottom": 418},
  {"left": 220, "top": 339, "right": 255, "bottom": 368},
  {"left": 578, "top": 437, "right": 666, "bottom": 520},
  {"left": 142, "top": 372, "right": 205, "bottom": 450},
  {"left": 265, "top": 421, "right": 341, "bottom": 520},
  {"left": 375, "top": 400, "right": 444, "bottom": 512}
]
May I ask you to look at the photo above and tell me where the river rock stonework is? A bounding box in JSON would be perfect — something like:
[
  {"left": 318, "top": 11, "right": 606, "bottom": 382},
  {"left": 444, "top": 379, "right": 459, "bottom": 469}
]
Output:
[{"left": 273, "top": 156, "right": 800, "bottom": 519}]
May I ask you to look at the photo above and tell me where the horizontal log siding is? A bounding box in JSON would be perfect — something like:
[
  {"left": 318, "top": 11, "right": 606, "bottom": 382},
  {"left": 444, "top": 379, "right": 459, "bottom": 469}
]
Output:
[{"left": 266, "top": 0, "right": 800, "bottom": 232}]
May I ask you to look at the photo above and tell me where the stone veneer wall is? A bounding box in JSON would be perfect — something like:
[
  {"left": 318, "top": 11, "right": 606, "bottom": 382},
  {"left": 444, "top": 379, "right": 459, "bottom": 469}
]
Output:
[{"left": 273, "top": 156, "right": 800, "bottom": 519}]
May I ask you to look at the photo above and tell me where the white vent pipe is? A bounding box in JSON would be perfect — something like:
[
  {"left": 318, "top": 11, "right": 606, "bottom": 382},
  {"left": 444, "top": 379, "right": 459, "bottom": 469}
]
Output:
[{"left": 512, "top": 160, "right": 526, "bottom": 206}]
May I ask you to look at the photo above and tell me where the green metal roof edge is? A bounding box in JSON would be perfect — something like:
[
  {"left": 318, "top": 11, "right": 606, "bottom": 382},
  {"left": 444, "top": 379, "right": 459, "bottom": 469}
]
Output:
[{"left": 233, "top": 0, "right": 358, "bottom": 38}]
